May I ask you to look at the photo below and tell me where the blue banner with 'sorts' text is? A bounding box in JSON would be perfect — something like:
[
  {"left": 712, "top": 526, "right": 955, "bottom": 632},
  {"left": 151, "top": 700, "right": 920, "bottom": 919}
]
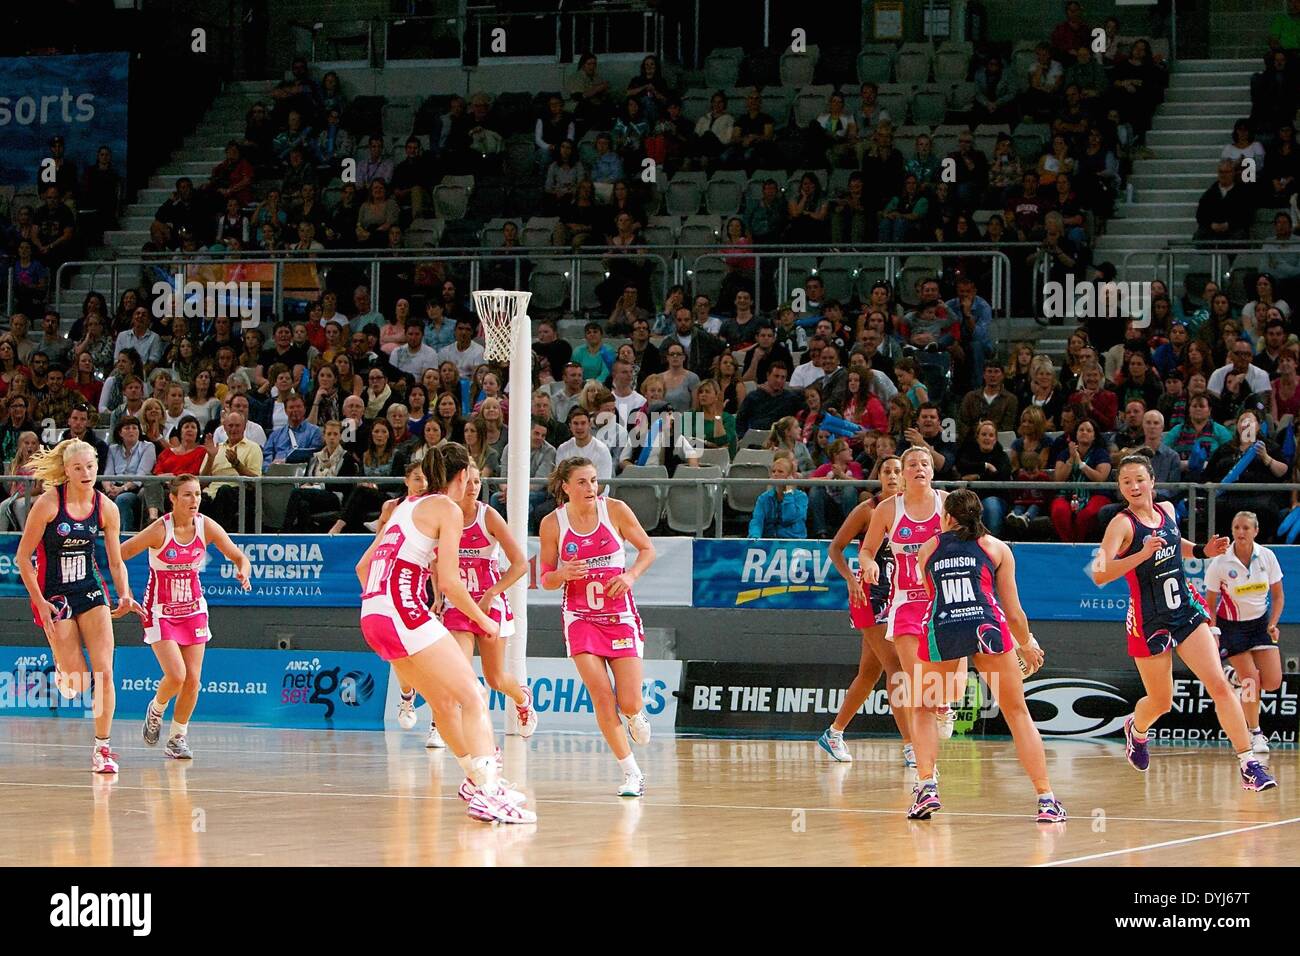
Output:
[
  {"left": 0, "top": 53, "right": 129, "bottom": 191},
  {"left": 0, "top": 645, "right": 386, "bottom": 729}
]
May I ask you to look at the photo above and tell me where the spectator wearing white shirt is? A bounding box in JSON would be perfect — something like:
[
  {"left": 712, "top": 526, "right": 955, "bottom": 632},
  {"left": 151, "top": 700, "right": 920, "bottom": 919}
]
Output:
[
  {"left": 389, "top": 321, "right": 440, "bottom": 378},
  {"left": 1221, "top": 120, "right": 1267, "bottom": 180},
  {"left": 356, "top": 137, "right": 394, "bottom": 190},
  {"left": 689, "top": 91, "right": 736, "bottom": 170},
  {"left": 438, "top": 317, "right": 486, "bottom": 379},
  {"left": 790, "top": 337, "right": 829, "bottom": 390},
  {"left": 609, "top": 359, "right": 645, "bottom": 423},
  {"left": 114, "top": 306, "right": 164, "bottom": 368},
  {"left": 1207, "top": 343, "right": 1273, "bottom": 397},
  {"left": 554, "top": 406, "right": 613, "bottom": 479},
  {"left": 214, "top": 394, "right": 268, "bottom": 447},
  {"left": 816, "top": 92, "right": 858, "bottom": 168}
]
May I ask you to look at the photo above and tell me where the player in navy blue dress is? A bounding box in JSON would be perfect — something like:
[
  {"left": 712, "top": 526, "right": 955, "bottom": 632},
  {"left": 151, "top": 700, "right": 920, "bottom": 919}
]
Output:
[
  {"left": 16, "top": 438, "right": 139, "bottom": 774},
  {"left": 910, "top": 490, "right": 1063, "bottom": 822},
  {"left": 1092, "top": 453, "right": 1276, "bottom": 792}
]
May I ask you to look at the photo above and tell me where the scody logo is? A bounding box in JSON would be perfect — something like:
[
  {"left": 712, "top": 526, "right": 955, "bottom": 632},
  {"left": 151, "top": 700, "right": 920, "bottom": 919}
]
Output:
[
  {"left": 1021, "top": 678, "right": 1130, "bottom": 737},
  {"left": 736, "top": 547, "right": 841, "bottom": 606}
]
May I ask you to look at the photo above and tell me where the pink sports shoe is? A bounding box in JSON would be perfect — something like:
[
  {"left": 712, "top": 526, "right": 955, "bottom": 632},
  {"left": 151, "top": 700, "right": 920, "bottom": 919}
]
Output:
[
  {"left": 466, "top": 786, "right": 537, "bottom": 824},
  {"left": 91, "top": 745, "right": 119, "bottom": 774}
]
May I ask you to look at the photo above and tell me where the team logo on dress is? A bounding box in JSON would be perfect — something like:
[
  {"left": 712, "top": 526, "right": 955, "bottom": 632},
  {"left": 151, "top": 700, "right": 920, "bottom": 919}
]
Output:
[
  {"left": 1228, "top": 569, "right": 1238, "bottom": 579},
  {"left": 976, "top": 622, "right": 1003, "bottom": 654},
  {"left": 166, "top": 548, "right": 178, "bottom": 559},
  {"left": 56, "top": 523, "right": 71, "bottom": 536},
  {"left": 1144, "top": 628, "right": 1176, "bottom": 656},
  {"left": 564, "top": 542, "right": 579, "bottom": 557},
  {"left": 898, "top": 526, "right": 913, "bottom": 539}
]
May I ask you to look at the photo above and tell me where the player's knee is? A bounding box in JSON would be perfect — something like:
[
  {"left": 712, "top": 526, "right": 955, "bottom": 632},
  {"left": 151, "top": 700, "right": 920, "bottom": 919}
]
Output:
[
  {"left": 1147, "top": 691, "right": 1174, "bottom": 714},
  {"left": 1261, "top": 672, "right": 1283, "bottom": 693},
  {"left": 482, "top": 664, "right": 506, "bottom": 691},
  {"left": 182, "top": 671, "right": 201, "bottom": 695}
]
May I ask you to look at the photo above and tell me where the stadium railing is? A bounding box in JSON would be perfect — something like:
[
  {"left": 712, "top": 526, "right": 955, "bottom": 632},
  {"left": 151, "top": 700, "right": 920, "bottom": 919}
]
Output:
[{"left": 76, "top": 474, "right": 1297, "bottom": 540}]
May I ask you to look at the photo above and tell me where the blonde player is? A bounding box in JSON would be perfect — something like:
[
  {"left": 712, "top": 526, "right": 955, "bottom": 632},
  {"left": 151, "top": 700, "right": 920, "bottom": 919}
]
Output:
[
  {"left": 538, "top": 457, "right": 656, "bottom": 797},
  {"left": 821, "top": 455, "right": 914, "bottom": 764},
  {"left": 119, "top": 474, "right": 252, "bottom": 758},
  {"left": 1204, "top": 510, "right": 1285, "bottom": 760},
  {"left": 356, "top": 443, "right": 534, "bottom": 823},
  {"left": 15, "top": 438, "right": 138, "bottom": 773}
]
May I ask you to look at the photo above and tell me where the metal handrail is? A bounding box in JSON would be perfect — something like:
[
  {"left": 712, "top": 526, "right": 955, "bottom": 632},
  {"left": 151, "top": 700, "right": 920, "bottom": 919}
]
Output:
[{"left": 82, "top": 473, "right": 1298, "bottom": 539}]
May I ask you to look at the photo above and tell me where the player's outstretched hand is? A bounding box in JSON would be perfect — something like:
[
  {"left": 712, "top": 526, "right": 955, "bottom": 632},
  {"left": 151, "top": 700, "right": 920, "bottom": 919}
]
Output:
[{"left": 1204, "top": 535, "right": 1230, "bottom": 558}]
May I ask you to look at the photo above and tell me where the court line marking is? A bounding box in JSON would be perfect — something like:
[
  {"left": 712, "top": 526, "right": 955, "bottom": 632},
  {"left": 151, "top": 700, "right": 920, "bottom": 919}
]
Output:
[
  {"left": 1039, "top": 816, "right": 1300, "bottom": 866},
  {"left": 0, "top": 778, "right": 1290, "bottom": 829}
]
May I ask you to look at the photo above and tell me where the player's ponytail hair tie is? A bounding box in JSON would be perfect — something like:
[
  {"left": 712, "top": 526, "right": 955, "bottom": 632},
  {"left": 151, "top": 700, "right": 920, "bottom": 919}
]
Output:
[
  {"left": 421, "top": 440, "right": 471, "bottom": 491},
  {"left": 944, "top": 488, "right": 988, "bottom": 541}
]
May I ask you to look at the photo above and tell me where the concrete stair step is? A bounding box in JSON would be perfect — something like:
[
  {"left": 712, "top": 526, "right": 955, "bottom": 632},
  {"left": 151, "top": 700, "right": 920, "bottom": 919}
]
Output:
[
  {"left": 1154, "top": 116, "right": 1245, "bottom": 133},
  {"left": 1130, "top": 172, "right": 1213, "bottom": 189},
  {"left": 1176, "top": 58, "right": 1266, "bottom": 73},
  {"left": 1154, "top": 102, "right": 1250, "bottom": 118},
  {"left": 1132, "top": 187, "right": 1204, "bottom": 204},
  {"left": 1166, "top": 86, "right": 1251, "bottom": 103},
  {"left": 1138, "top": 144, "right": 1234, "bottom": 159},
  {"left": 1104, "top": 218, "right": 1196, "bottom": 237},
  {"left": 1130, "top": 157, "right": 1227, "bottom": 174}
]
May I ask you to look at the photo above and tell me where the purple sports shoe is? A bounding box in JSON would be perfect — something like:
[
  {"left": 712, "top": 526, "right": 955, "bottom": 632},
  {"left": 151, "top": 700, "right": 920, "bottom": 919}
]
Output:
[
  {"left": 1240, "top": 760, "right": 1277, "bottom": 792},
  {"left": 1124, "top": 715, "right": 1150, "bottom": 772}
]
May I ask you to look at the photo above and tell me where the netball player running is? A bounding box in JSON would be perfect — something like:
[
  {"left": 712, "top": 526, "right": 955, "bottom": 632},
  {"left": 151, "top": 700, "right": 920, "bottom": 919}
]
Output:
[
  {"left": 821, "top": 455, "right": 913, "bottom": 765},
  {"left": 1204, "top": 510, "right": 1284, "bottom": 760},
  {"left": 1092, "top": 455, "right": 1276, "bottom": 791},
  {"left": 858, "top": 447, "right": 952, "bottom": 764},
  {"left": 357, "top": 443, "right": 535, "bottom": 824},
  {"left": 118, "top": 475, "right": 251, "bottom": 758},
  {"left": 539, "top": 458, "right": 656, "bottom": 797},
  {"left": 909, "top": 490, "right": 1062, "bottom": 821},
  {"left": 15, "top": 438, "right": 138, "bottom": 773}
]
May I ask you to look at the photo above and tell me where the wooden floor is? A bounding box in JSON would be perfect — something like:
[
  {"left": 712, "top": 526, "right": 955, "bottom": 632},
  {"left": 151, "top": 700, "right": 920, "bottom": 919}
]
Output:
[{"left": 0, "top": 719, "right": 1295, "bottom": 866}]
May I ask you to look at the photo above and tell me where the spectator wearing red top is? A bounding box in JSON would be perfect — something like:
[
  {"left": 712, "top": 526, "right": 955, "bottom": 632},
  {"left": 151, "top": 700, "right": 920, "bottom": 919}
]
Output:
[
  {"left": 808, "top": 438, "right": 863, "bottom": 538},
  {"left": 1069, "top": 361, "right": 1119, "bottom": 431},
  {"left": 1050, "top": 2, "right": 1092, "bottom": 64},
  {"left": 154, "top": 416, "right": 207, "bottom": 476},
  {"left": 839, "top": 369, "right": 888, "bottom": 439},
  {"left": 204, "top": 142, "right": 255, "bottom": 220},
  {"left": 1006, "top": 171, "right": 1053, "bottom": 241},
  {"left": 1050, "top": 416, "right": 1113, "bottom": 542}
]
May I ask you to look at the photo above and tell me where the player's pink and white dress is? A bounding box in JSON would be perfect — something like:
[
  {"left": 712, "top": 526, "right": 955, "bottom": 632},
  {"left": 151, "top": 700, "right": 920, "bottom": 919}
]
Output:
[
  {"left": 884, "top": 490, "right": 944, "bottom": 642},
  {"left": 557, "top": 496, "right": 645, "bottom": 659},
  {"left": 441, "top": 501, "right": 515, "bottom": 638},
  {"left": 360, "top": 494, "right": 452, "bottom": 661},
  {"left": 141, "top": 513, "right": 211, "bottom": 646}
]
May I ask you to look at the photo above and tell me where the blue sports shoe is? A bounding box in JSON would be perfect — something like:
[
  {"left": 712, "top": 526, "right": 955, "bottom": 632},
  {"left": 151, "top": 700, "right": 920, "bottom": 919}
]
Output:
[
  {"left": 1240, "top": 760, "right": 1277, "bottom": 792},
  {"left": 1124, "top": 715, "right": 1150, "bottom": 772},
  {"left": 1036, "top": 798, "right": 1067, "bottom": 823},
  {"left": 907, "top": 784, "right": 941, "bottom": 820},
  {"left": 817, "top": 728, "right": 852, "bottom": 763}
]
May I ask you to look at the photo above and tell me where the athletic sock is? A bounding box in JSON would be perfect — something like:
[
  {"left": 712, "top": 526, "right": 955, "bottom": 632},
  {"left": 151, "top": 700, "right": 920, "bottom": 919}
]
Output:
[
  {"left": 1237, "top": 750, "right": 1255, "bottom": 767},
  {"left": 618, "top": 754, "right": 641, "bottom": 775},
  {"left": 469, "top": 755, "right": 499, "bottom": 791},
  {"left": 150, "top": 697, "right": 166, "bottom": 714},
  {"left": 400, "top": 689, "right": 415, "bottom": 702},
  {"left": 828, "top": 725, "right": 843, "bottom": 737},
  {"left": 919, "top": 776, "right": 937, "bottom": 789},
  {"left": 1250, "top": 726, "right": 1262, "bottom": 735},
  {"left": 171, "top": 722, "right": 188, "bottom": 738},
  {"left": 1038, "top": 790, "right": 1056, "bottom": 803},
  {"left": 1131, "top": 722, "right": 1148, "bottom": 740},
  {"left": 94, "top": 736, "right": 110, "bottom": 749},
  {"left": 455, "top": 753, "right": 473, "bottom": 774}
]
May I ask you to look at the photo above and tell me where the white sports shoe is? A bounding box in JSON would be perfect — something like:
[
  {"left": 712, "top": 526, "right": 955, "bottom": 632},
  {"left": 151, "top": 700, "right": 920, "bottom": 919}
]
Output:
[
  {"left": 458, "top": 777, "right": 527, "bottom": 805},
  {"left": 1251, "top": 732, "right": 1270, "bottom": 757},
  {"left": 426, "top": 725, "right": 446, "bottom": 749},
  {"left": 516, "top": 688, "right": 539, "bottom": 738},
  {"left": 618, "top": 770, "right": 646, "bottom": 797},
  {"left": 396, "top": 695, "right": 417, "bottom": 730},
  {"left": 624, "top": 711, "right": 651, "bottom": 745},
  {"left": 937, "top": 707, "right": 957, "bottom": 740},
  {"left": 817, "top": 728, "right": 852, "bottom": 762},
  {"left": 91, "top": 745, "right": 119, "bottom": 774},
  {"left": 467, "top": 786, "right": 537, "bottom": 824}
]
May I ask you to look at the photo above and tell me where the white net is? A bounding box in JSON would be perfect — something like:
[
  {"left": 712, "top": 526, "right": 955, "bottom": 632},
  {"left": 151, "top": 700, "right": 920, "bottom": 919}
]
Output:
[{"left": 472, "top": 289, "right": 532, "bottom": 364}]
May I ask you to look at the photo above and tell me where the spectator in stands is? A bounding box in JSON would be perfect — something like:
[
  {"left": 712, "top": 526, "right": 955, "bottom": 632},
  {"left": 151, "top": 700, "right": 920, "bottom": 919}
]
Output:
[
  {"left": 491, "top": 419, "right": 557, "bottom": 534},
  {"left": 732, "top": 90, "right": 777, "bottom": 172},
  {"left": 854, "top": 82, "right": 892, "bottom": 144},
  {"left": 389, "top": 320, "right": 440, "bottom": 379},
  {"left": 531, "top": 317, "right": 572, "bottom": 385},
  {"left": 715, "top": 353, "right": 748, "bottom": 413},
  {"left": 737, "top": 361, "right": 803, "bottom": 434},
  {"left": 688, "top": 91, "right": 735, "bottom": 171},
  {"left": 1004, "top": 448, "right": 1051, "bottom": 534},
  {"left": 1108, "top": 39, "right": 1166, "bottom": 146},
  {"left": 544, "top": 140, "right": 585, "bottom": 212},
  {"left": 283, "top": 420, "right": 359, "bottom": 533},
  {"left": 548, "top": 362, "right": 586, "bottom": 424},
  {"left": 1116, "top": 351, "right": 1164, "bottom": 410},
  {"left": 1269, "top": 347, "right": 1300, "bottom": 423},
  {"left": 114, "top": 306, "right": 163, "bottom": 369},
  {"left": 262, "top": 391, "right": 323, "bottom": 471},
  {"left": 315, "top": 108, "right": 355, "bottom": 171},
  {"left": 1256, "top": 54, "right": 1297, "bottom": 144},
  {"left": 555, "top": 406, "right": 613, "bottom": 479},
  {"left": 695, "top": 378, "right": 736, "bottom": 456},
  {"left": 572, "top": 321, "right": 614, "bottom": 382},
  {"left": 806, "top": 438, "right": 862, "bottom": 537},
  {"left": 1022, "top": 43, "right": 1064, "bottom": 123},
  {"left": 744, "top": 178, "right": 787, "bottom": 246},
  {"left": 5, "top": 314, "right": 37, "bottom": 366},
  {"left": 33, "top": 185, "right": 76, "bottom": 269},
  {"left": 814, "top": 92, "right": 858, "bottom": 169},
  {"left": 658, "top": 341, "right": 701, "bottom": 410},
  {"left": 240, "top": 101, "right": 275, "bottom": 170},
  {"left": 590, "top": 133, "right": 624, "bottom": 185},
  {"left": 905, "top": 402, "right": 957, "bottom": 479},
  {"left": 660, "top": 306, "right": 726, "bottom": 380},
  {"left": 40, "top": 365, "right": 78, "bottom": 429},
  {"left": 279, "top": 142, "right": 316, "bottom": 203},
  {"left": 651, "top": 96, "right": 694, "bottom": 175},
  {"left": 627, "top": 54, "right": 672, "bottom": 127},
  {"left": 102, "top": 415, "right": 155, "bottom": 533},
  {"left": 536, "top": 93, "right": 576, "bottom": 172},
  {"left": 328, "top": 418, "right": 406, "bottom": 535},
  {"left": 0, "top": 393, "right": 36, "bottom": 462},
  {"left": 613, "top": 96, "right": 649, "bottom": 168},
  {"left": 568, "top": 52, "right": 613, "bottom": 135},
  {"left": 204, "top": 141, "right": 255, "bottom": 213},
  {"left": 1065, "top": 45, "right": 1107, "bottom": 103},
  {"left": 739, "top": 325, "right": 791, "bottom": 385},
  {"left": 1252, "top": 316, "right": 1290, "bottom": 379},
  {"left": 1204, "top": 409, "right": 1290, "bottom": 541},
  {"left": 1101, "top": 410, "right": 1184, "bottom": 523},
  {"left": 972, "top": 54, "right": 1018, "bottom": 127},
  {"left": 10, "top": 242, "right": 49, "bottom": 316},
  {"left": 1069, "top": 361, "right": 1119, "bottom": 431},
  {"left": 748, "top": 453, "right": 807, "bottom": 539},
  {"left": 606, "top": 283, "right": 650, "bottom": 336},
  {"left": 957, "top": 361, "right": 1018, "bottom": 442},
  {"left": 1162, "top": 394, "right": 1231, "bottom": 476},
  {"left": 1209, "top": 337, "right": 1272, "bottom": 399},
  {"left": 354, "top": 180, "right": 400, "bottom": 248},
  {"left": 1241, "top": 274, "right": 1290, "bottom": 335},
  {"left": 957, "top": 419, "right": 1013, "bottom": 532},
  {"left": 785, "top": 173, "right": 830, "bottom": 243},
  {"left": 1051, "top": 2, "right": 1091, "bottom": 63},
  {"left": 1049, "top": 415, "right": 1111, "bottom": 542},
  {"left": 81, "top": 145, "right": 121, "bottom": 240},
  {"left": 905, "top": 133, "right": 940, "bottom": 189},
  {"left": 860, "top": 124, "right": 905, "bottom": 218},
  {"left": 353, "top": 137, "right": 392, "bottom": 190},
  {"left": 273, "top": 110, "right": 315, "bottom": 166},
  {"left": 551, "top": 177, "right": 600, "bottom": 249},
  {"left": 1222, "top": 120, "right": 1266, "bottom": 191},
  {"left": 878, "top": 174, "right": 928, "bottom": 243},
  {"left": 0, "top": 428, "right": 36, "bottom": 532},
  {"left": 1113, "top": 399, "right": 1148, "bottom": 450},
  {"left": 270, "top": 57, "right": 320, "bottom": 126},
  {"left": 829, "top": 171, "right": 870, "bottom": 245},
  {"left": 947, "top": 129, "right": 990, "bottom": 209},
  {"left": 325, "top": 182, "right": 360, "bottom": 248}
]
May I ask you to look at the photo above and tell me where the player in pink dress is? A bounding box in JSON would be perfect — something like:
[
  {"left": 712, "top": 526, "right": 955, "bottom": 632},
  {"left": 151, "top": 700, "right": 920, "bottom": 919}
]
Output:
[
  {"left": 440, "top": 463, "right": 535, "bottom": 733},
  {"left": 538, "top": 457, "right": 657, "bottom": 798},
  {"left": 356, "top": 443, "right": 535, "bottom": 824},
  {"left": 858, "top": 446, "right": 961, "bottom": 753},
  {"left": 821, "top": 455, "right": 914, "bottom": 765},
  {"left": 119, "top": 474, "right": 251, "bottom": 759}
]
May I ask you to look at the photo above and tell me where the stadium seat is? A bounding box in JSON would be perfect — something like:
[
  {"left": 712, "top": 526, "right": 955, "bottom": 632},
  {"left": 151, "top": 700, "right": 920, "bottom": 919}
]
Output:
[
  {"left": 894, "top": 43, "right": 933, "bottom": 84},
  {"left": 642, "top": 215, "right": 679, "bottom": 247},
  {"left": 480, "top": 218, "right": 521, "bottom": 248},
  {"left": 930, "top": 126, "right": 963, "bottom": 158},
  {"left": 854, "top": 262, "right": 892, "bottom": 299},
  {"left": 827, "top": 167, "right": 853, "bottom": 196},
  {"left": 575, "top": 260, "right": 605, "bottom": 312},
  {"left": 893, "top": 125, "right": 932, "bottom": 160},
  {"left": 665, "top": 464, "right": 723, "bottom": 534},
  {"left": 784, "top": 254, "right": 819, "bottom": 290},
  {"left": 666, "top": 172, "right": 707, "bottom": 216},
  {"left": 705, "top": 47, "right": 744, "bottom": 88},
  {"left": 382, "top": 100, "right": 417, "bottom": 142},
  {"left": 973, "top": 209, "right": 1008, "bottom": 232},
  {"left": 898, "top": 255, "right": 944, "bottom": 305},
  {"left": 527, "top": 259, "right": 569, "bottom": 311},
  {"left": 857, "top": 44, "right": 896, "bottom": 84},
  {"left": 760, "top": 87, "right": 795, "bottom": 130},
  {"left": 679, "top": 215, "right": 722, "bottom": 246},
  {"left": 611, "top": 464, "right": 666, "bottom": 530},
  {"left": 779, "top": 45, "right": 820, "bottom": 87},
  {"left": 406, "top": 218, "right": 446, "bottom": 246},
  {"left": 947, "top": 81, "right": 977, "bottom": 113},
  {"left": 933, "top": 45, "right": 971, "bottom": 84},
  {"left": 696, "top": 447, "right": 731, "bottom": 471},
  {"left": 504, "top": 140, "right": 536, "bottom": 180},
  {"left": 522, "top": 216, "right": 560, "bottom": 247},
  {"left": 974, "top": 125, "right": 1011, "bottom": 159},
  {"left": 910, "top": 85, "right": 949, "bottom": 126},
  {"left": 737, "top": 431, "right": 772, "bottom": 450},
  {"left": 705, "top": 170, "right": 747, "bottom": 217},
  {"left": 432, "top": 183, "right": 469, "bottom": 220},
  {"left": 263, "top": 464, "right": 305, "bottom": 531},
  {"left": 1013, "top": 123, "right": 1050, "bottom": 159},
  {"left": 793, "top": 84, "right": 835, "bottom": 128},
  {"left": 726, "top": 449, "right": 776, "bottom": 514},
  {"left": 681, "top": 89, "right": 712, "bottom": 123},
  {"left": 877, "top": 84, "right": 913, "bottom": 123},
  {"left": 816, "top": 262, "right": 854, "bottom": 302},
  {"left": 689, "top": 259, "right": 725, "bottom": 301}
]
